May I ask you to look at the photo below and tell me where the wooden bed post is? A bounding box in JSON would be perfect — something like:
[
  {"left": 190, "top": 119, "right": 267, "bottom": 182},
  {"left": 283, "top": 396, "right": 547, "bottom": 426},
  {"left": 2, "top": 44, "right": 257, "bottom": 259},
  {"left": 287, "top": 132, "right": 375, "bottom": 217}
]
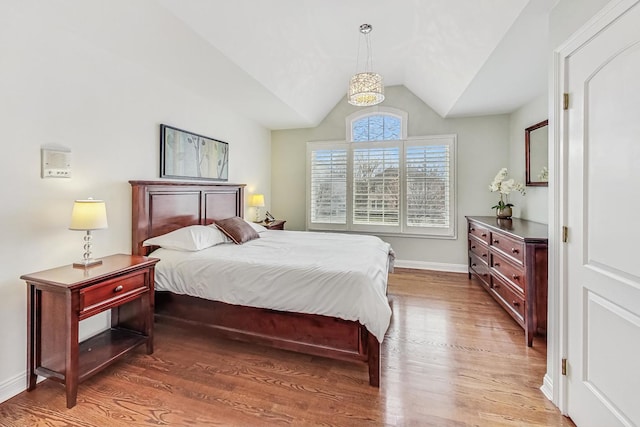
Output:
[{"left": 367, "top": 333, "right": 381, "bottom": 387}]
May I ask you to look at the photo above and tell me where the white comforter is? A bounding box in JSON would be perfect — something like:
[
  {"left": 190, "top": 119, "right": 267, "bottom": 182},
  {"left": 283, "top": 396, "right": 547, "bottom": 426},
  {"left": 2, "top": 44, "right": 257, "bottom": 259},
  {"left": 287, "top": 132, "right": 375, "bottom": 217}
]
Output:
[{"left": 151, "top": 230, "right": 393, "bottom": 342}]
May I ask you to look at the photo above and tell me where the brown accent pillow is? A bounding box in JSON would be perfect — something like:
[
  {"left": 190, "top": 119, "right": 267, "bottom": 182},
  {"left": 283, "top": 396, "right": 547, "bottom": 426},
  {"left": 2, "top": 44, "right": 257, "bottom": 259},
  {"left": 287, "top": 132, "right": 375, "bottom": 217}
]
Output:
[{"left": 214, "top": 217, "right": 260, "bottom": 244}]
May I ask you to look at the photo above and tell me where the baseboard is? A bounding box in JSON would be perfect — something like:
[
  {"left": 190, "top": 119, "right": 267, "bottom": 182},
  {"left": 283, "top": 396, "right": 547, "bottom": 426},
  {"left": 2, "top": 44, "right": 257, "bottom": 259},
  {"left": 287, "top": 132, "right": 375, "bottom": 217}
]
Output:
[
  {"left": 394, "top": 259, "right": 468, "bottom": 273},
  {"left": 540, "top": 373, "right": 553, "bottom": 402},
  {"left": 0, "top": 371, "right": 45, "bottom": 404},
  {"left": 0, "top": 371, "right": 26, "bottom": 404}
]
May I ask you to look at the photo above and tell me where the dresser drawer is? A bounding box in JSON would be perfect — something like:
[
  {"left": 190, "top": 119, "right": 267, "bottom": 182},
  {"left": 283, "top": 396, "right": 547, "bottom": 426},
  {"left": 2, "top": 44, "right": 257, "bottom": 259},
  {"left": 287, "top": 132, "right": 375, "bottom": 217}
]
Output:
[
  {"left": 469, "top": 238, "right": 489, "bottom": 263},
  {"left": 468, "top": 222, "right": 490, "bottom": 244},
  {"left": 491, "top": 251, "right": 526, "bottom": 294},
  {"left": 80, "top": 272, "right": 148, "bottom": 315},
  {"left": 470, "top": 253, "right": 491, "bottom": 288},
  {"left": 491, "top": 274, "right": 525, "bottom": 323},
  {"left": 490, "top": 232, "right": 524, "bottom": 265}
]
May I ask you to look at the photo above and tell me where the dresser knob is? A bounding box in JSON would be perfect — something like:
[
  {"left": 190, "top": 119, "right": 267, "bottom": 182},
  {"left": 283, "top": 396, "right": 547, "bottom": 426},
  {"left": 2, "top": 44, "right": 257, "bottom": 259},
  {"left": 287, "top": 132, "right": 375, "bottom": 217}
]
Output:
[
  {"left": 493, "top": 239, "right": 500, "bottom": 244},
  {"left": 471, "top": 245, "right": 476, "bottom": 249},
  {"left": 114, "top": 285, "right": 123, "bottom": 293},
  {"left": 471, "top": 263, "right": 477, "bottom": 267},
  {"left": 481, "top": 233, "right": 487, "bottom": 237},
  {"left": 470, "top": 227, "right": 475, "bottom": 231},
  {"left": 511, "top": 248, "right": 519, "bottom": 254},
  {"left": 494, "top": 262, "right": 500, "bottom": 267},
  {"left": 494, "top": 284, "right": 500, "bottom": 289},
  {"left": 482, "top": 254, "right": 487, "bottom": 258},
  {"left": 512, "top": 274, "right": 519, "bottom": 280},
  {"left": 512, "top": 301, "right": 520, "bottom": 307}
]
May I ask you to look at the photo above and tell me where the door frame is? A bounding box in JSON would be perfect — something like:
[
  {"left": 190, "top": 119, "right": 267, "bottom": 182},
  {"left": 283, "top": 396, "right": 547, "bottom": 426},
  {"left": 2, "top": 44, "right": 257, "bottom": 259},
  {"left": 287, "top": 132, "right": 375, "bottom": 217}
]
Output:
[{"left": 547, "top": 0, "right": 640, "bottom": 414}]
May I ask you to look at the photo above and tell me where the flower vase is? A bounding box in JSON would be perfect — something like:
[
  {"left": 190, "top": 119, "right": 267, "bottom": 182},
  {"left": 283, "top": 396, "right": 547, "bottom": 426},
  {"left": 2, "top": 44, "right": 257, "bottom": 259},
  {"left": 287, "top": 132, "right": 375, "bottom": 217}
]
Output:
[{"left": 496, "top": 206, "right": 512, "bottom": 219}]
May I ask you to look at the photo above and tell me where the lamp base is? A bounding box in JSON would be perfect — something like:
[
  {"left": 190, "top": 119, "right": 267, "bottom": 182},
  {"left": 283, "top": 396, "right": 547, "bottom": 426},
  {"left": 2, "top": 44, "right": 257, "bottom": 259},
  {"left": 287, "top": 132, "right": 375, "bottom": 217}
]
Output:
[{"left": 73, "top": 259, "right": 103, "bottom": 269}]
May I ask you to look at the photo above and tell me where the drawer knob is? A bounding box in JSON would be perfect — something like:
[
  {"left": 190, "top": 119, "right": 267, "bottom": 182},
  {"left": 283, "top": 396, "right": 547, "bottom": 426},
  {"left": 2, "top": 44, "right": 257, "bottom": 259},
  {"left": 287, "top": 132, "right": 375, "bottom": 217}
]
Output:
[
  {"left": 114, "top": 285, "right": 124, "bottom": 293},
  {"left": 471, "top": 245, "right": 476, "bottom": 249},
  {"left": 494, "top": 284, "right": 500, "bottom": 289},
  {"left": 511, "top": 248, "right": 519, "bottom": 254},
  {"left": 512, "top": 274, "right": 519, "bottom": 280},
  {"left": 481, "top": 233, "right": 487, "bottom": 237},
  {"left": 494, "top": 262, "right": 500, "bottom": 267},
  {"left": 470, "top": 227, "right": 475, "bottom": 231},
  {"left": 493, "top": 239, "right": 499, "bottom": 244},
  {"left": 471, "top": 263, "right": 477, "bottom": 267},
  {"left": 482, "top": 253, "right": 487, "bottom": 258},
  {"left": 512, "top": 301, "right": 520, "bottom": 307}
]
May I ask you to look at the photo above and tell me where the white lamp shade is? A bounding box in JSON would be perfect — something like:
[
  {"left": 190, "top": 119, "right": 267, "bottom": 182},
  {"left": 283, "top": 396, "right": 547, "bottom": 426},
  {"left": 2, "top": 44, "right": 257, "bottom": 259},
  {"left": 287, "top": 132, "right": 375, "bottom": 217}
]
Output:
[
  {"left": 69, "top": 199, "right": 108, "bottom": 230},
  {"left": 249, "top": 194, "right": 265, "bottom": 208}
]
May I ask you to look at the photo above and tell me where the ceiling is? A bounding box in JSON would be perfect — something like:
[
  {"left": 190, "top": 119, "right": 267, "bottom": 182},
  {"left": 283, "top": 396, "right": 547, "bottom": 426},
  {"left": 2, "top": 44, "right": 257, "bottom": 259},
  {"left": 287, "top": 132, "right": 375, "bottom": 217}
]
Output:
[
  {"left": 28, "top": 0, "right": 555, "bottom": 130},
  {"left": 155, "top": 0, "right": 555, "bottom": 129}
]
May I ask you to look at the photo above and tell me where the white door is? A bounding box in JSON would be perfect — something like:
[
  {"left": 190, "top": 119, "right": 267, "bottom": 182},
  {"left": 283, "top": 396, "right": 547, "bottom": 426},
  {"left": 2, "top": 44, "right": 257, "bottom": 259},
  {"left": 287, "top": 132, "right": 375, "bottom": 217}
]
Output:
[{"left": 564, "top": 1, "right": 640, "bottom": 426}]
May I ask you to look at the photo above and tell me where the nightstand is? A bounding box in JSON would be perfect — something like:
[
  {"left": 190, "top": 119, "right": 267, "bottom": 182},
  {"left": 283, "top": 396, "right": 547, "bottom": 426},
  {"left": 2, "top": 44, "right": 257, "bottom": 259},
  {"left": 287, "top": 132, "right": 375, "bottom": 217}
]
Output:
[
  {"left": 21, "top": 254, "right": 159, "bottom": 408},
  {"left": 256, "top": 219, "right": 286, "bottom": 230}
]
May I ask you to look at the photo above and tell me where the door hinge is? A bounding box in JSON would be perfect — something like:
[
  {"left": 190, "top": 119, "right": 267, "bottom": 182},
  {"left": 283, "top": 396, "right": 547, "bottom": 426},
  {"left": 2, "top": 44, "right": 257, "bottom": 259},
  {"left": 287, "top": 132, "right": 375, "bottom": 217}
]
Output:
[
  {"left": 563, "top": 93, "right": 569, "bottom": 110},
  {"left": 562, "top": 358, "right": 567, "bottom": 376},
  {"left": 562, "top": 226, "right": 568, "bottom": 242}
]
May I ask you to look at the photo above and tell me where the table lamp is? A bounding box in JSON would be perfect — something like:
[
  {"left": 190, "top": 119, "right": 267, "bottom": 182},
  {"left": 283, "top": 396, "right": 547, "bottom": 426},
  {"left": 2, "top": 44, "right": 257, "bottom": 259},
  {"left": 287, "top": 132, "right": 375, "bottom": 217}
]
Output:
[
  {"left": 249, "top": 194, "right": 265, "bottom": 222},
  {"left": 69, "top": 198, "right": 108, "bottom": 268}
]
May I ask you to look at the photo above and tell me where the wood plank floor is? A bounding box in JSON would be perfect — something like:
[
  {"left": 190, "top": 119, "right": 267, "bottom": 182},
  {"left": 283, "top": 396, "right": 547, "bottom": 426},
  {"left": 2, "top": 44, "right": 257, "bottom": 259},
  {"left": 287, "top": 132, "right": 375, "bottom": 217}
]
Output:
[{"left": 0, "top": 269, "right": 574, "bottom": 426}]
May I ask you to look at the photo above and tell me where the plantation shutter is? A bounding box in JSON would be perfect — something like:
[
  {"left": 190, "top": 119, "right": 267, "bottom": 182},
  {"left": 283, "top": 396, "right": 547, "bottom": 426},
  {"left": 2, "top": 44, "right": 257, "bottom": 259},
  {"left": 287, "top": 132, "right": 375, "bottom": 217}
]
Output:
[
  {"left": 405, "top": 139, "right": 452, "bottom": 229},
  {"left": 352, "top": 142, "right": 400, "bottom": 227},
  {"left": 308, "top": 146, "right": 347, "bottom": 225}
]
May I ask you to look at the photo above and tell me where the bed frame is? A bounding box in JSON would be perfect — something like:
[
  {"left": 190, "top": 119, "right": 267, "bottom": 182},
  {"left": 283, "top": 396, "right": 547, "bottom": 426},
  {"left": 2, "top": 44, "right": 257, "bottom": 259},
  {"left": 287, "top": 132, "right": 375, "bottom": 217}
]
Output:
[{"left": 130, "top": 180, "right": 381, "bottom": 386}]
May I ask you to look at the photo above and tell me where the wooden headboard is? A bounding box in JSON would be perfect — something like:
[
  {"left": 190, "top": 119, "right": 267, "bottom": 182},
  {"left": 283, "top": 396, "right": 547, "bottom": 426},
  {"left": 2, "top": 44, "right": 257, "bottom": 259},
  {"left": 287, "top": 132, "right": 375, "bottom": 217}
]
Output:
[{"left": 130, "top": 180, "right": 245, "bottom": 256}]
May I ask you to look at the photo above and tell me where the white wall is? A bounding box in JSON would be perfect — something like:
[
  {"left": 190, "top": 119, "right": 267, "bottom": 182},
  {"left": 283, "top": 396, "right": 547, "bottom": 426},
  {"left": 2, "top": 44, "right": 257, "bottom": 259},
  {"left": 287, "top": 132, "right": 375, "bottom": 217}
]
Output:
[
  {"left": 272, "top": 85, "right": 511, "bottom": 270},
  {"left": 508, "top": 94, "right": 549, "bottom": 223},
  {"left": 0, "top": 3, "right": 270, "bottom": 402}
]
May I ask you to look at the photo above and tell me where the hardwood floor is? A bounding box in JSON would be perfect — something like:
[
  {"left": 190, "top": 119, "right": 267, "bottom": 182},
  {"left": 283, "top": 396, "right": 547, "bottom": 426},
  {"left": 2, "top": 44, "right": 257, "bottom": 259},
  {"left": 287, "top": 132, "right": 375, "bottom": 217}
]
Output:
[{"left": 1, "top": 269, "right": 574, "bottom": 426}]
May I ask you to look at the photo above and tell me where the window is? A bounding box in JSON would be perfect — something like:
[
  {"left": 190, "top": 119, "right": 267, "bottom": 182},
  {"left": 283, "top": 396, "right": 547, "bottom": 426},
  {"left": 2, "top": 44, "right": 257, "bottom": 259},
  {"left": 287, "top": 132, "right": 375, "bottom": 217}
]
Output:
[{"left": 307, "top": 109, "right": 456, "bottom": 238}]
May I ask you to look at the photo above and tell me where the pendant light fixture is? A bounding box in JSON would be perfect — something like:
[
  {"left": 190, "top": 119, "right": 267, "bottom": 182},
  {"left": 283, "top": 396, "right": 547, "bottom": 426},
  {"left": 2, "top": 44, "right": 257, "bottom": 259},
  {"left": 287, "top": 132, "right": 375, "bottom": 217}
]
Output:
[{"left": 348, "top": 24, "right": 385, "bottom": 107}]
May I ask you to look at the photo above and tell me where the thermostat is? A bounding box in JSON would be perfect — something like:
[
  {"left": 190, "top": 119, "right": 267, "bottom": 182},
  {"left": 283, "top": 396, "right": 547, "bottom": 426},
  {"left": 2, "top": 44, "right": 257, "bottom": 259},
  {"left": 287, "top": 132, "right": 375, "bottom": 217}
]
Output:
[{"left": 41, "top": 148, "right": 71, "bottom": 178}]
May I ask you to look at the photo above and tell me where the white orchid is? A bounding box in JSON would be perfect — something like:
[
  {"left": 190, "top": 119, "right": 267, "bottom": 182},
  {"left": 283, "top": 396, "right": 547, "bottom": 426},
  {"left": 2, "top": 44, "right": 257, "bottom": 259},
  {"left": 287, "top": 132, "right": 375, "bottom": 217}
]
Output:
[
  {"left": 538, "top": 166, "right": 549, "bottom": 181},
  {"left": 489, "top": 168, "right": 525, "bottom": 210}
]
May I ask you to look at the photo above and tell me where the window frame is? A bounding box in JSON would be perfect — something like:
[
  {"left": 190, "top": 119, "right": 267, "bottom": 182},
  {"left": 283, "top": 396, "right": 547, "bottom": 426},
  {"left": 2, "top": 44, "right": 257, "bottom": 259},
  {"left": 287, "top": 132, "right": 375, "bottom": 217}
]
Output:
[{"left": 306, "top": 109, "right": 456, "bottom": 239}]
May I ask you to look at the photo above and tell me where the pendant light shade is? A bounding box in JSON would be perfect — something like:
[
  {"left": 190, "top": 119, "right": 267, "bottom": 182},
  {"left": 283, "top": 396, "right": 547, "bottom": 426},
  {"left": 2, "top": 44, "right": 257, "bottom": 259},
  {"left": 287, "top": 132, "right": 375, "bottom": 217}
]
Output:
[{"left": 348, "top": 24, "right": 385, "bottom": 107}]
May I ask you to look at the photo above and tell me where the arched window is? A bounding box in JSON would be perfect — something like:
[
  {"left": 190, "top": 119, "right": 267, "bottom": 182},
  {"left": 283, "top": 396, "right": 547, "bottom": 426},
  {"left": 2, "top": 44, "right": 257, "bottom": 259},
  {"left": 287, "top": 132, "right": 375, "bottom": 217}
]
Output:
[{"left": 346, "top": 107, "right": 407, "bottom": 142}]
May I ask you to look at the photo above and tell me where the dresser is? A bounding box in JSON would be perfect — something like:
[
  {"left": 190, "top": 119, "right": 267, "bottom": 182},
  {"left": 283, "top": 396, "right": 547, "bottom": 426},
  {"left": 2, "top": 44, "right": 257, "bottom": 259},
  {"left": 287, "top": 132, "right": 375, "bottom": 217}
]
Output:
[
  {"left": 466, "top": 216, "right": 548, "bottom": 346},
  {"left": 21, "top": 254, "right": 159, "bottom": 408}
]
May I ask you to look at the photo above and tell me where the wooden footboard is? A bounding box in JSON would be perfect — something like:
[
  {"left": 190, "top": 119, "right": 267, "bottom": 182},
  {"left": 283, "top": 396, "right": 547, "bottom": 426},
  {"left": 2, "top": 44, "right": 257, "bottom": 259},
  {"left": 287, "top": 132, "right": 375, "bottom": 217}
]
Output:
[{"left": 155, "top": 292, "right": 381, "bottom": 386}]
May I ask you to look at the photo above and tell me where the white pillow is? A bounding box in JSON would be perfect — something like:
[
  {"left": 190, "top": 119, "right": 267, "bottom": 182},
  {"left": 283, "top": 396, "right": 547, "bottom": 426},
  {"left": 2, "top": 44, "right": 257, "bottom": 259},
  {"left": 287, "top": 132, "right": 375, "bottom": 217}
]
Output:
[
  {"left": 143, "top": 225, "right": 228, "bottom": 251},
  {"left": 245, "top": 219, "right": 267, "bottom": 233}
]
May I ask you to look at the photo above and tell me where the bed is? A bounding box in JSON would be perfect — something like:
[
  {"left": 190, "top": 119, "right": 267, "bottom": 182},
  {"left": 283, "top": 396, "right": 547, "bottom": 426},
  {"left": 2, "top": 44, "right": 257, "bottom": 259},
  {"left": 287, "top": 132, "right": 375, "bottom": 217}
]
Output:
[{"left": 130, "top": 180, "right": 393, "bottom": 386}]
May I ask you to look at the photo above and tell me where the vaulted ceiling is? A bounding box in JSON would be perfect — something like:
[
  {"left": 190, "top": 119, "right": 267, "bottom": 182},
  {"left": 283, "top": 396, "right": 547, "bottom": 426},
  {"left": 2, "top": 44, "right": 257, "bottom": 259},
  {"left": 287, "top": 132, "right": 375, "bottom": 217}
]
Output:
[
  {"left": 157, "top": 0, "right": 556, "bottom": 129},
  {"left": 29, "top": 0, "right": 555, "bottom": 130}
]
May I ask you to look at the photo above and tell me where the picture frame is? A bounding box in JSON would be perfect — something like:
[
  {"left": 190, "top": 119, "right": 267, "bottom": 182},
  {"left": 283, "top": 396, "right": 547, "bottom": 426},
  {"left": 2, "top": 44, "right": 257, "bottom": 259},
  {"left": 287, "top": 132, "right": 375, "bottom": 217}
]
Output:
[{"left": 160, "top": 124, "right": 229, "bottom": 181}]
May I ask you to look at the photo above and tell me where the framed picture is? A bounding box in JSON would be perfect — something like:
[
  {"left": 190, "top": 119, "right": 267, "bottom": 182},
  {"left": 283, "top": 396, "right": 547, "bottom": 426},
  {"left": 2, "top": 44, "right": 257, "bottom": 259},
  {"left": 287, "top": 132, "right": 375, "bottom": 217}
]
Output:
[{"left": 160, "top": 124, "right": 229, "bottom": 181}]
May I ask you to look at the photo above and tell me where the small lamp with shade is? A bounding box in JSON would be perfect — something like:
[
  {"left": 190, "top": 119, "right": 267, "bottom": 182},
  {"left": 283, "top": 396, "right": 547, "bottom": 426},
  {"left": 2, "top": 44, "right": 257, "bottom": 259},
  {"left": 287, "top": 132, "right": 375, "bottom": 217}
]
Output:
[
  {"left": 69, "top": 198, "right": 108, "bottom": 268},
  {"left": 249, "top": 194, "right": 265, "bottom": 222}
]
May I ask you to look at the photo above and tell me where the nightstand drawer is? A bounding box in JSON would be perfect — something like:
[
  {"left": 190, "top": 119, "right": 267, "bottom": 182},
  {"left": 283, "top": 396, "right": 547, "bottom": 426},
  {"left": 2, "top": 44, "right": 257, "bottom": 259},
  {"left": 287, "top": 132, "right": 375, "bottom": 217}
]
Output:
[{"left": 80, "top": 271, "right": 147, "bottom": 315}]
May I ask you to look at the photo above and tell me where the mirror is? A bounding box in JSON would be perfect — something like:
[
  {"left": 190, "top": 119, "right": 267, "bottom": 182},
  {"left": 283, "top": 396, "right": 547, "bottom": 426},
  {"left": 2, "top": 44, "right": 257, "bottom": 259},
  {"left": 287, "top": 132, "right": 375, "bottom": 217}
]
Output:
[{"left": 525, "top": 119, "right": 549, "bottom": 187}]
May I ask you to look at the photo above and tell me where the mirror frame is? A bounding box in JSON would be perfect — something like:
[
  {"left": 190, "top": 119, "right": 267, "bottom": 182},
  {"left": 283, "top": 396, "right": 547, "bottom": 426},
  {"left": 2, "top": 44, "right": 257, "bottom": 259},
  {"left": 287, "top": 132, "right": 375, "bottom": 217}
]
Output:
[{"left": 525, "top": 119, "right": 549, "bottom": 187}]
